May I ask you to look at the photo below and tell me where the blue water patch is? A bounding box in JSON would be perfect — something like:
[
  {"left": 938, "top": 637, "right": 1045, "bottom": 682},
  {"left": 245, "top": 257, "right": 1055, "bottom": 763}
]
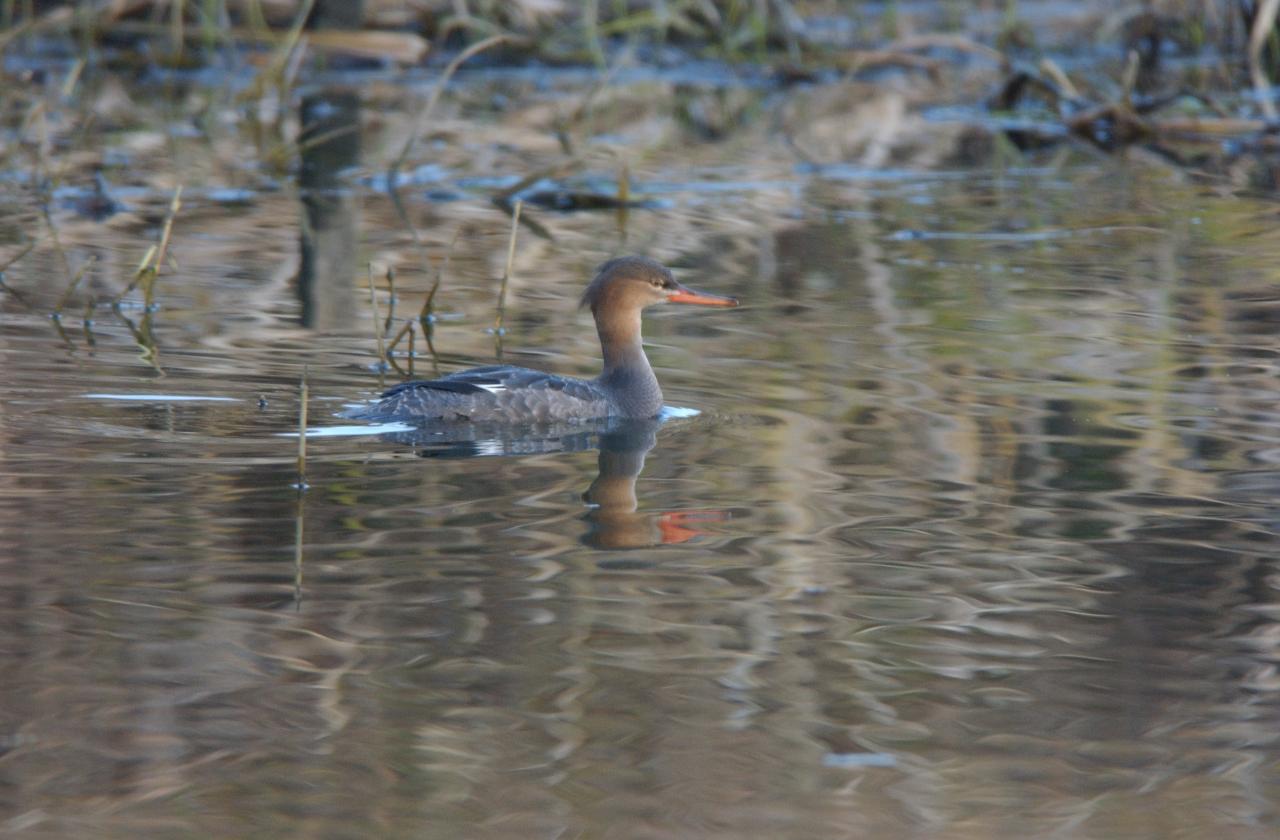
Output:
[
  {"left": 821, "top": 752, "right": 897, "bottom": 769},
  {"left": 206, "top": 188, "right": 259, "bottom": 205},
  {"left": 85, "top": 394, "right": 241, "bottom": 402}
]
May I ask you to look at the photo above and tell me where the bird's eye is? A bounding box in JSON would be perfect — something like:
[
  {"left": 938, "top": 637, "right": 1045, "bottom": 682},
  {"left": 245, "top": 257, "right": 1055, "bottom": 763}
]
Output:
[{"left": 650, "top": 278, "right": 664, "bottom": 288}]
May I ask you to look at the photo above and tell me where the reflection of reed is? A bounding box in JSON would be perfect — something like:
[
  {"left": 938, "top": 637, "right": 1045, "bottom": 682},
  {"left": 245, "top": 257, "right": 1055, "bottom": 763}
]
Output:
[{"left": 297, "top": 91, "right": 360, "bottom": 331}]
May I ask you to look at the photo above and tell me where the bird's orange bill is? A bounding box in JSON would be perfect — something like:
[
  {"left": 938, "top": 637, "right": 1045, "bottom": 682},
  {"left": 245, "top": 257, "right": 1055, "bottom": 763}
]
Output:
[{"left": 667, "top": 285, "right": 738, "bottom": 307}]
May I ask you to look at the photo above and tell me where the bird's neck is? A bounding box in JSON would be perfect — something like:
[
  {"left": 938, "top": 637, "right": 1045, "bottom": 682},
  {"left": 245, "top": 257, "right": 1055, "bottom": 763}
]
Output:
[{"left": 595, "top": 309, "right": 662, "bottom": 416}]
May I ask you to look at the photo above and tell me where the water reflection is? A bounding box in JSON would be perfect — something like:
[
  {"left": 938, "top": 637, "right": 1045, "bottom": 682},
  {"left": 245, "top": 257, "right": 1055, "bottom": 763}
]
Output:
[
  {"left": 582, "top": 419, "right": 727, "bottom": 549},
  {"left": 376, "top": 415, "right": 725, "bottom": 549},
  {"left": 5, "top": 59, "right": 1280, "bottom": 837},
  {"left": 297, "top": 90, "right": 360, "bottom": 330},
  {"left": 581, "top": 419, "right": 662, "bottom": 549}
]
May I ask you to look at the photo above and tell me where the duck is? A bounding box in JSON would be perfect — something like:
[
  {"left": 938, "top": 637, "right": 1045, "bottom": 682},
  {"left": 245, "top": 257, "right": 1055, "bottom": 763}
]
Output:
[{"left": 344, "top": 256, "right": 738, "bottom": 423}]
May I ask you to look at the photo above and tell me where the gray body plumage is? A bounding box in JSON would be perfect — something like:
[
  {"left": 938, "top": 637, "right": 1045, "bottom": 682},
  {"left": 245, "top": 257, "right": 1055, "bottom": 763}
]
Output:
[{"left": 343, "top": 365, "right": 623, "bottom": 423}]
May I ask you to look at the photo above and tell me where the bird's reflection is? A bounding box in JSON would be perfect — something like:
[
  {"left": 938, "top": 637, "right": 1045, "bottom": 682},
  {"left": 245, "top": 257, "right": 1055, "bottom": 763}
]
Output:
[{"left": 380, "top": 417, "right": 725, "bottom": 549}]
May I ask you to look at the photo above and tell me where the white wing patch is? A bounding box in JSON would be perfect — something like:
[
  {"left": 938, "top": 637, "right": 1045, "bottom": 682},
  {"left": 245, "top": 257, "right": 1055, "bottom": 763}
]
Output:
[{"left": 474, "top": 383, "right": 507, "bottom": 395}]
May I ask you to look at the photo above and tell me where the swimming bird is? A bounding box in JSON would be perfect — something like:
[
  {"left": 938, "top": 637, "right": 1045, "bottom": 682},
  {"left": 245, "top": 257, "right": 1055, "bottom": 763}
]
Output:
[{"left": 345, "top": 256, "right": 738, "bottom": 423}]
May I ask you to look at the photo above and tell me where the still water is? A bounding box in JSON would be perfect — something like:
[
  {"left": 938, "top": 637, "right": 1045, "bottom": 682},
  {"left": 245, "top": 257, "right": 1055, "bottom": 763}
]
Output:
[{"left": 1, "top": 57, "right": 1279, "bottom": 839}]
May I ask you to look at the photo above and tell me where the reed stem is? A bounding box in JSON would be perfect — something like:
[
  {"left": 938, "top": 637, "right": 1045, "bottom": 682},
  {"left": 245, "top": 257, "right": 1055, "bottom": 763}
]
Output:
[
  {"left": 367, "top": 265, "right": 387, "bottom": 368},
  {"left": 494, "top": 199, "right": 523, "bottom": 334}
]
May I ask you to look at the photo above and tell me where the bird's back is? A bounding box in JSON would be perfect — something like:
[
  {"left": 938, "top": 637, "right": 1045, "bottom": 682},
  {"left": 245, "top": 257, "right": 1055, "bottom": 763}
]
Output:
[{"left": 343, "top": 365, "right": 614, "bottom": 423}]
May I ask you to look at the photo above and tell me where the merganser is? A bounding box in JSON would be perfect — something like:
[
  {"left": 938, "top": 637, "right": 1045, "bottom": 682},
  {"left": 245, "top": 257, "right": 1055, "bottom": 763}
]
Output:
[{"left": 345, "top": 256, "right": 738, "bottom": 423}]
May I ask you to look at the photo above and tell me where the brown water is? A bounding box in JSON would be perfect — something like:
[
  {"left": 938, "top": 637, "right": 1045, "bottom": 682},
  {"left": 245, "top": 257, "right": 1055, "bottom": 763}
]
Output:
[{"left": 2, "top": 48, "right": 1280, "bottom": 840}]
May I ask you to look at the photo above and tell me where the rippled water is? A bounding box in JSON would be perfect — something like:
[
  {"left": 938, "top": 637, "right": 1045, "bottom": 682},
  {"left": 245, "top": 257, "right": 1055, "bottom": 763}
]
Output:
[{"left": 2, "top": 55, "right": 1280, "bottom": 839}]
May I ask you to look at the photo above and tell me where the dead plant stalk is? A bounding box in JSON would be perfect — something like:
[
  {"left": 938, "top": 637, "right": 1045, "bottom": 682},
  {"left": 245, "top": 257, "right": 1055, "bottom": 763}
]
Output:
[{"left": 494, "top": 199, "right": 523, "bottom": 335}]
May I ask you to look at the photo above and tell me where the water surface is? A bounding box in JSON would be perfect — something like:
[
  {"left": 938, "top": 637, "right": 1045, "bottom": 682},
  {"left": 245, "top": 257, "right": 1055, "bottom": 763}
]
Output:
[{"left": 1, "top": 48, "right": 1279, "bottom": 840}]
